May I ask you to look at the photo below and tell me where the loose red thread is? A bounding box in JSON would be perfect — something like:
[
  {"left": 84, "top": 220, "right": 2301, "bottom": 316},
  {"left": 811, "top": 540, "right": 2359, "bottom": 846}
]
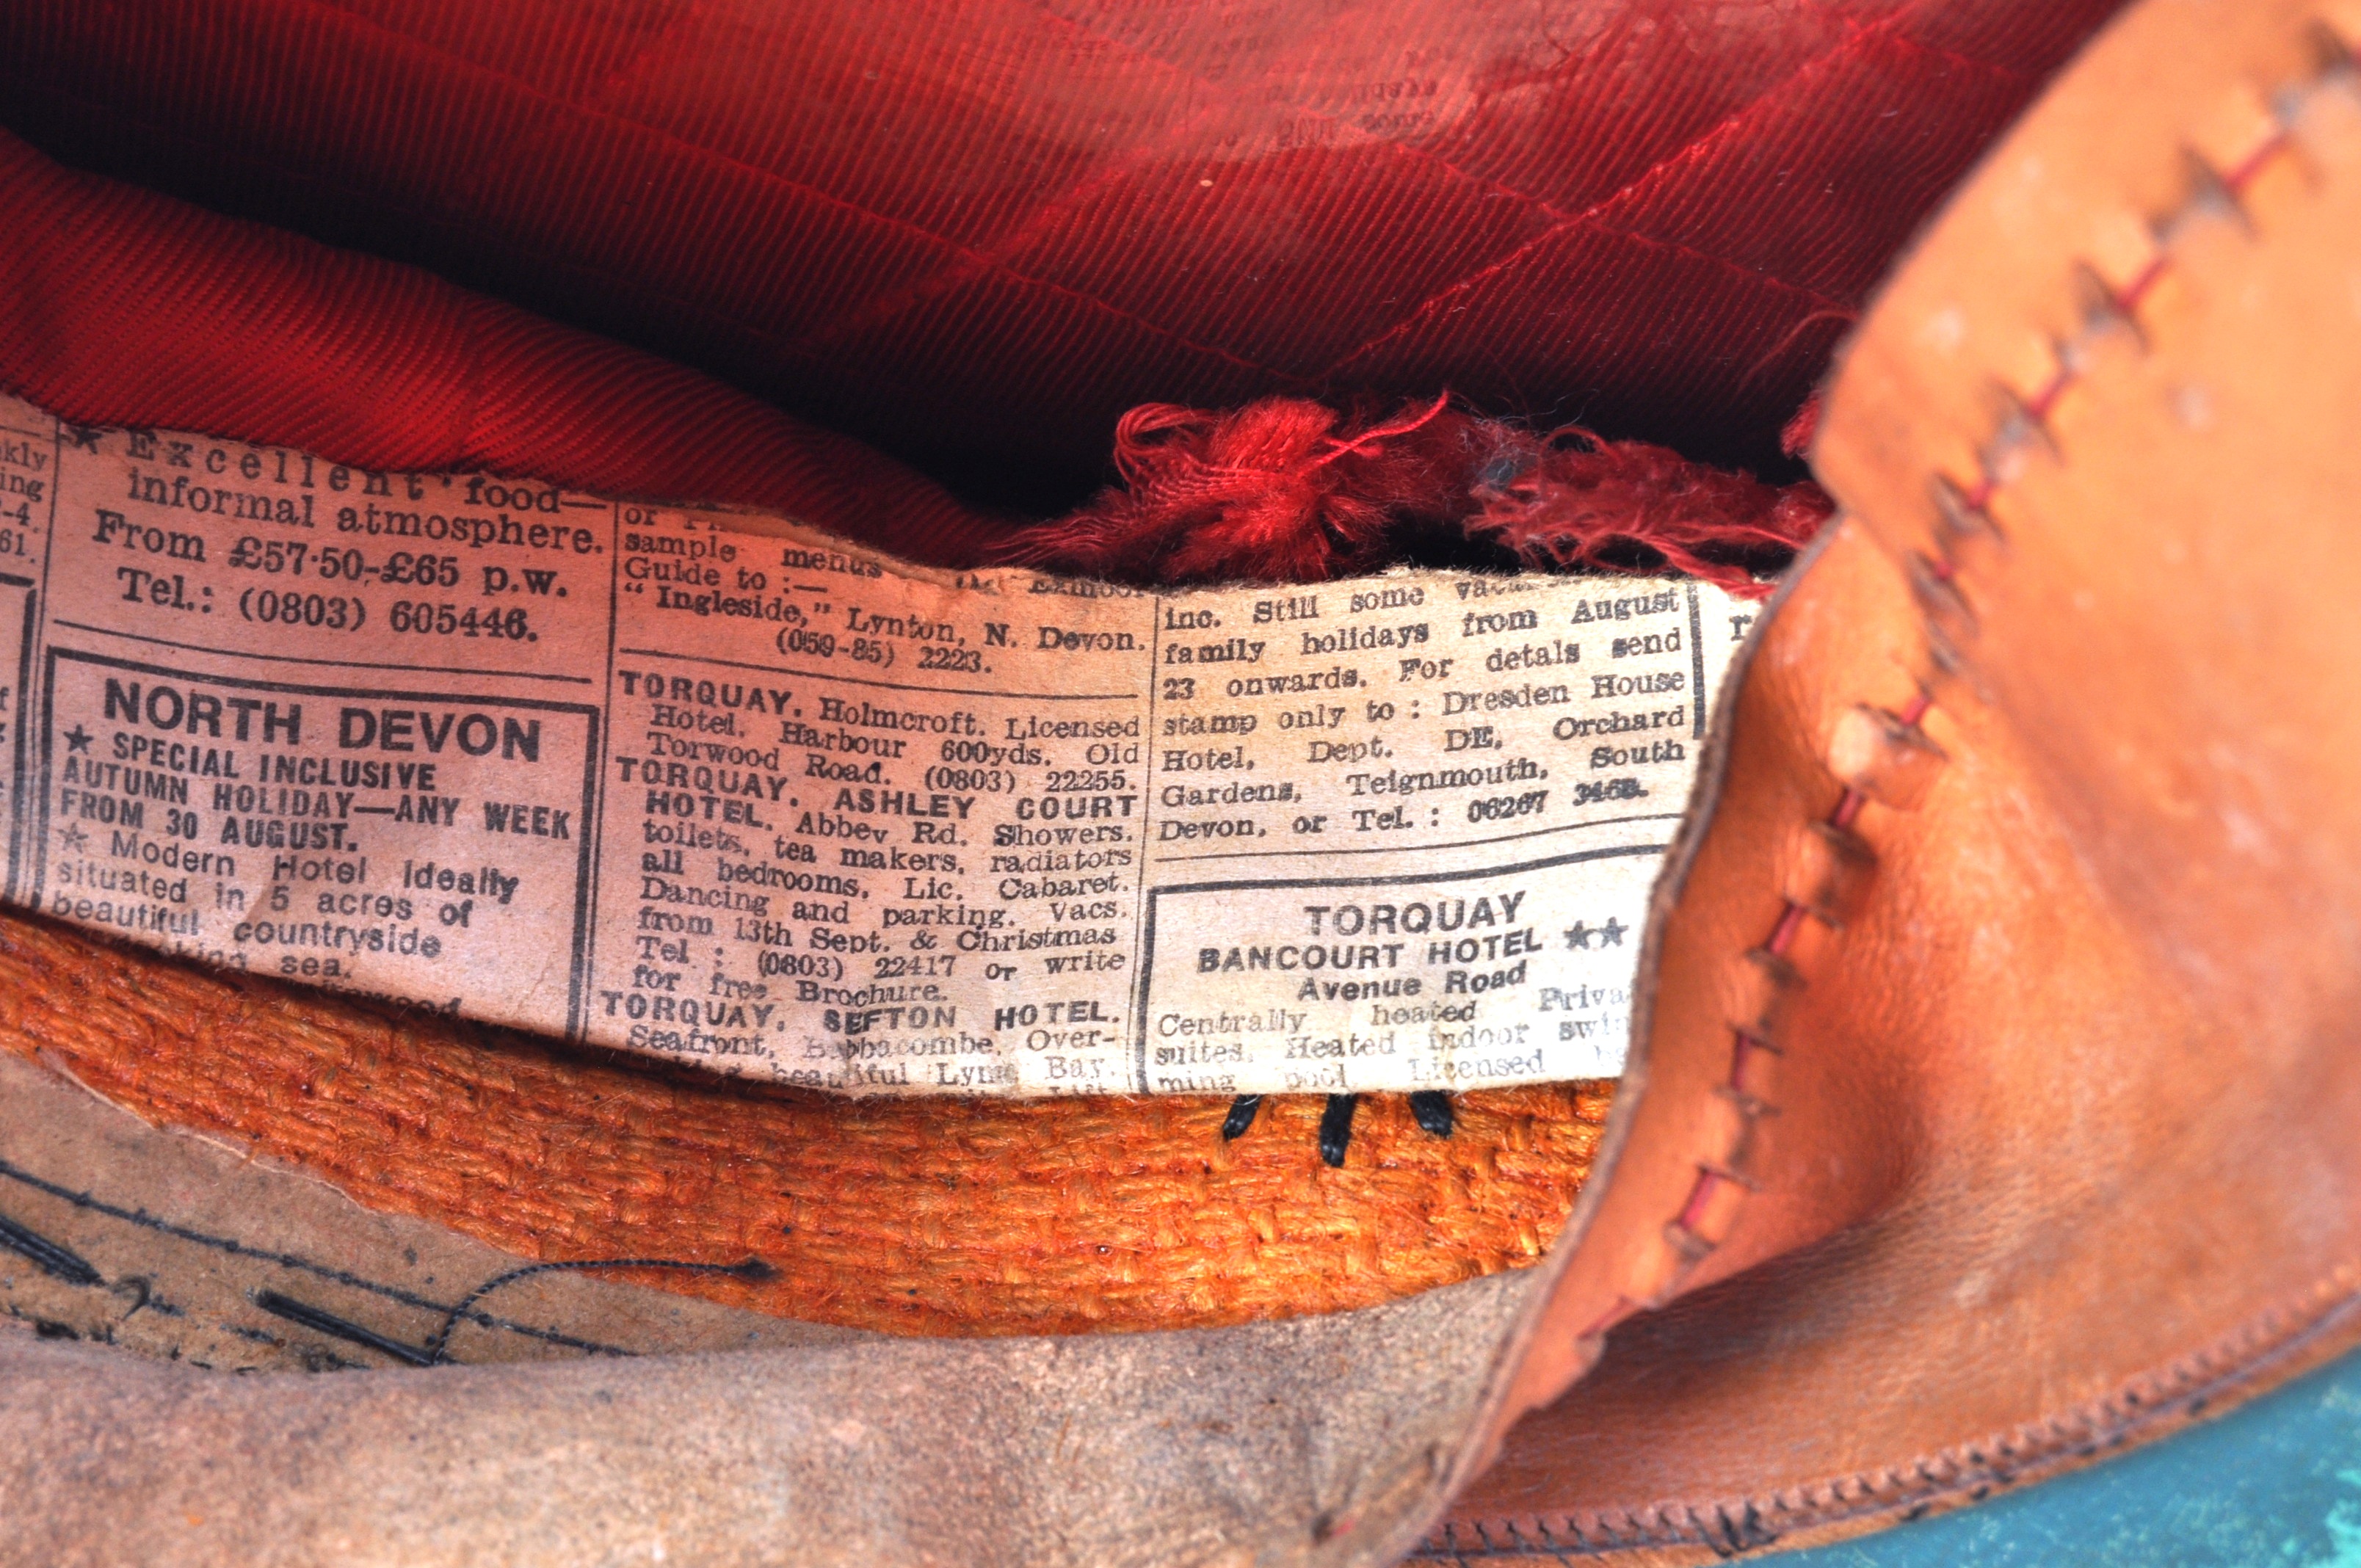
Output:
[
  {"left": 1779, "top": 391, "right": 1824, "bottom": 458},
  {"left": 1471, "top": 429, "right": 1831, "bottom": 593},
  {"left": 995, "top": 393, "right": 1832, "bottom": 595}
]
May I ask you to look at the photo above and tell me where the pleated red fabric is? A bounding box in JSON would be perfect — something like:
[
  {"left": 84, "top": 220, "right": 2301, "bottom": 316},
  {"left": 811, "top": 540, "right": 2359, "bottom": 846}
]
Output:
[{"left": 0, "top": 130, "right": 1001, "bottom": 565}]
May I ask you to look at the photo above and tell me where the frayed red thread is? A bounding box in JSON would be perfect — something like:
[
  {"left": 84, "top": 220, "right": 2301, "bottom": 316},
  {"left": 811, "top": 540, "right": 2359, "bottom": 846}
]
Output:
[
  {"left": 1780, "top": 391, "right": 1823, "bottom": 458},
  {"left": 998, "top": 393, "right": 1495, "bottom": 584},
  {"left": 995, "top": 393, "right": 1830, "bottom": 598},
  {"left": 1470, "top": 430, "right": 1832, "bottom": 595}
]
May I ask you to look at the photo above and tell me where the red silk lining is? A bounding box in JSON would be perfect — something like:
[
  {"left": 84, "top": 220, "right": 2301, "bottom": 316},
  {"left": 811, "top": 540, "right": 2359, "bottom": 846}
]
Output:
[{"left": 0, "top": 0, "right": 2125, "bottom": 519}]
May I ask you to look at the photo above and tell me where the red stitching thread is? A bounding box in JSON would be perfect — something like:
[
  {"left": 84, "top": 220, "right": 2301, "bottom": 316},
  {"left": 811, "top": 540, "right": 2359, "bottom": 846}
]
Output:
[{"left": 1561, "top": 20, "right": 2325, "bottom": 1372}]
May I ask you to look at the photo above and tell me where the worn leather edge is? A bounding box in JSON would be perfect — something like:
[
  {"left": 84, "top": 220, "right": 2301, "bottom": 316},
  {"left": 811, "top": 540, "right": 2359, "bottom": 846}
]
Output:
[
  {"left": 1421, "top": 0, "right": 2361, "bottom": 1558},
  {"left": 1422, "top": 1260, "right": 2361, "bottom": 1564}
]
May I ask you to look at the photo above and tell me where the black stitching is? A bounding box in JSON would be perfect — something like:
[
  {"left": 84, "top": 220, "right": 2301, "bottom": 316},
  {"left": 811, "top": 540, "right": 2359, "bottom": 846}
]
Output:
[
  {"left": 1318, "top": 1094, "right": 1359, "bottom": 1167},
  {"left": 253, "top": 1288, "right": 437, "bottom": 1366},
  {"left": 423, "top": 1257, "right": 775, "bottom": 1365},
  {"left": 0, "top": 1156, "right": 625, "bottom": 1357},
  {"left": 0, "top": 1209, "right": 101, "bottom": 1285}
]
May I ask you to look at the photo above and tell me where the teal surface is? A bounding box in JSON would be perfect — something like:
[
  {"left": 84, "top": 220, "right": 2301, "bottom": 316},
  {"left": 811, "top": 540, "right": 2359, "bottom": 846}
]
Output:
[{"left": 1760, "top": 1346, "right": 2361, "bottom": 1567}]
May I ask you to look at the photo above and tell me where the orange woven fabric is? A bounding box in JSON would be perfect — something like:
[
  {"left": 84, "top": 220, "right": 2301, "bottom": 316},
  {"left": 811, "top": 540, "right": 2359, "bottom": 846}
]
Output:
[{"left": 0, "top": 911, "right": 1608, "bottom": 1335}]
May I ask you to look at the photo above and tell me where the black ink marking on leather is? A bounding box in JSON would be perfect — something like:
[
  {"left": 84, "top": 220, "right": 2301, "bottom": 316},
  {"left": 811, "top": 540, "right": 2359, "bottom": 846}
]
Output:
[
  {"left": 424, "top": 1257, "right": 774, "bottom": 1365},
  {"left": 0, "top": 1209, "right": 102, "bottom": 1285},
  {"left": 253, "top": 1288, "right": 437, "bottom": 1366},
  {"left": 255, "top": 1293, "right": 441, "bottom": 1369},
  {"left": 0, "top": 1155, "right": 625, "bottom": 1358}
]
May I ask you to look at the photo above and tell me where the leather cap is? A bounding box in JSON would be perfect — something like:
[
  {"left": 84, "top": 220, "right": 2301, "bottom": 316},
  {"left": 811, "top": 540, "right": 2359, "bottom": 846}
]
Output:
[
  {"left": 10, "top": 0, "right": 2361, "bottom": 1562},
  {"left": 1440, "top": 0, "right": 2361, "bottom": 1556}
]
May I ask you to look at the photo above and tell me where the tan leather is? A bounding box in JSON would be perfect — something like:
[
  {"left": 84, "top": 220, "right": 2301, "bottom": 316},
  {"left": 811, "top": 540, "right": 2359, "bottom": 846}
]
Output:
[
  {"left": 12, "top": 1, "right": 2361, "bottom": 1562},
  {"left": 1439, "top": 0, "right": 2361, "bottom": 1556},
  {"left": 0, "top": 1053, "right": 877, "bottom": 1370},
  {"left": 0, "top": 1055, "right": 1546, "bottom": 1567}
]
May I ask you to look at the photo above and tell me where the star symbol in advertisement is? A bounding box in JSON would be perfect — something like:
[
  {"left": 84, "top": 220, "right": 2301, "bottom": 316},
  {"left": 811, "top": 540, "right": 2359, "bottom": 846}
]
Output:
[
  {"left": 58, "top": 823, "right": 87, "bottom": 853},
  {"left": 62, "top": 424, "right": 102, "bottom": 452},
  {"left": 63, "top": 725, "right": 91, "bottom": 753},
  {"left": 1564, "top": 916, "right": 1631, "bottom": 951}
]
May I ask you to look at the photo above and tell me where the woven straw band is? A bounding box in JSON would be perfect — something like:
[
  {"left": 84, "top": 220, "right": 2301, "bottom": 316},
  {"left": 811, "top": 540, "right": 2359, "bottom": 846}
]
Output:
[{"left": 0, "top": 910, "right": 1605, "bottom": 1334}]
